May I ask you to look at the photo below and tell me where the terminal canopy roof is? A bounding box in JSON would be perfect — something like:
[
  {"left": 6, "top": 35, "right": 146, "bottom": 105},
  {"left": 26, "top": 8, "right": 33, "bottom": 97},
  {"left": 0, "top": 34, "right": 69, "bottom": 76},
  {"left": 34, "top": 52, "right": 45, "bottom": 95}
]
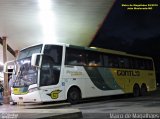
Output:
[{"left": 0, "top": 0, "right": 115, "bottom": 64}]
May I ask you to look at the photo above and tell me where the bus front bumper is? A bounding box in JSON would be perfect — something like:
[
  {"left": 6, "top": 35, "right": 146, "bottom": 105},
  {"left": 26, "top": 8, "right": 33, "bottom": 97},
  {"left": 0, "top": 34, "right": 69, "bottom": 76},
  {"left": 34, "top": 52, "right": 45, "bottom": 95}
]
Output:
[{"left": 11, "top": 91, "right": 42, "bottom": 103}]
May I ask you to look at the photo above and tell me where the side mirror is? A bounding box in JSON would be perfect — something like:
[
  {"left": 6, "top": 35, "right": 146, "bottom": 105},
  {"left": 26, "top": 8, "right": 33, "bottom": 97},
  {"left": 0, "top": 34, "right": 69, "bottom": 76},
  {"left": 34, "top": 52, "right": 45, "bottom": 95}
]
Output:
[{"left": 31, "top": 53, "right": 43, "bottom": 67}]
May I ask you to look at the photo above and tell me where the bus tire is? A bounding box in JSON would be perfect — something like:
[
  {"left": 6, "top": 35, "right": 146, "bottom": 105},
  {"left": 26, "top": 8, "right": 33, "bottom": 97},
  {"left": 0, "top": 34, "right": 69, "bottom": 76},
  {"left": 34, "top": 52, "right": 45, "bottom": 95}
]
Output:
[
  {"left": 67, "top": 87, "right": 81, "bottom": 104},
  {"left": 141, "top": 84, "right": 148, "bottom": 96},
  {"left": 133, "top": 84, "right": 140, "bottom": 97}
]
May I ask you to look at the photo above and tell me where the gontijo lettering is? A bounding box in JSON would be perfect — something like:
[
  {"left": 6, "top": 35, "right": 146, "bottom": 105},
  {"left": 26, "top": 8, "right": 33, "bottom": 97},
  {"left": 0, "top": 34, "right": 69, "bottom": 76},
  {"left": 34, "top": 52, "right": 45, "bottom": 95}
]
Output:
[{"left": 117, "top": 70, "right": 140, "bottom": 76}]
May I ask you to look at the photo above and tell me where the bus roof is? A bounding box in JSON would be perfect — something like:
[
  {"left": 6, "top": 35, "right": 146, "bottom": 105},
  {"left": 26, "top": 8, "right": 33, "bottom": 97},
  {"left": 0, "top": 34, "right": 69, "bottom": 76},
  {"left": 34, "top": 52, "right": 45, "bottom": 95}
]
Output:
[
  {"left": 20, "top": 43, "right": 152, "bottom": 60},
  {"left": 20, "top": 43, "right": 68, "bottom": 51},
  {"left": 68, "top": 44, "right": 152, "bottom": 60}
]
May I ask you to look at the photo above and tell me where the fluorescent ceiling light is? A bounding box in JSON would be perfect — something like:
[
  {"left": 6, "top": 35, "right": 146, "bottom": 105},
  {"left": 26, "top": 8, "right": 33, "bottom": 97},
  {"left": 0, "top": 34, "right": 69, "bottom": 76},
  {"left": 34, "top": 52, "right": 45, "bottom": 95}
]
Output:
[{"left": 38, "top": 0, "right": 58, "bottom": 43}]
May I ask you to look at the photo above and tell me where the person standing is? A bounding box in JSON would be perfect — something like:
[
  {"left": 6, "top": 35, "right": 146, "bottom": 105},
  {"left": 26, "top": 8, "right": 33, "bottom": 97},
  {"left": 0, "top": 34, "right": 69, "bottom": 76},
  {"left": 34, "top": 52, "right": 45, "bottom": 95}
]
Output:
[
  {"left": 9, "top": 75, "right": 13, "bottom": 94},
  {"left": 8, "top": 75, "right": 16, "bottom": 105},
  {"left": 0, "top": 80, "right": 4, "bottom": 105}
]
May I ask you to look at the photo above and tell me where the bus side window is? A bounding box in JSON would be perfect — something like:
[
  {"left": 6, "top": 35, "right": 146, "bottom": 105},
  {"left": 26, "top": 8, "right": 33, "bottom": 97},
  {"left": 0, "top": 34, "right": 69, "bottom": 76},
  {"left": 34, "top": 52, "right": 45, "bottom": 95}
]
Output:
[
  {"left": 65, "top": 48, "right": 86, "bottom": 66},
  {"left": 40, "top": 55, "right": 59, "bottom": 86},
  {"left": 118, "top": 57, "right": 125, "bottom": 68},
  {"left": 138, "top": 59, "right": 145, "bottom": 70},
  {"left": 42, "top": 45, "right": 62, "bottom": 86},
  {"left": 116, "top": 56, "right": 129, "bottom": 69},
  {"left": 128, "top": 58, "right": 133, "bottom": 69},
  {"left": 146, "top": 60, "right": 153, "bottom": 70},
  {"left": 108, "top": 56, "right": 113, "bottom": 68},
  {"left": 132, "top": 58, "right": 139, "bottom": 69},
  {"left": 108, "top": 55, "right": 118, "bottom": 68},
  {"left": 87, "top": 51, "right": 103, "bottom": 67},
  {"left": 103, "top": 55, "right": 109, "bottom": 67},
  {"left": 44, "top": 45, "right": 62, "bottom": 65}
]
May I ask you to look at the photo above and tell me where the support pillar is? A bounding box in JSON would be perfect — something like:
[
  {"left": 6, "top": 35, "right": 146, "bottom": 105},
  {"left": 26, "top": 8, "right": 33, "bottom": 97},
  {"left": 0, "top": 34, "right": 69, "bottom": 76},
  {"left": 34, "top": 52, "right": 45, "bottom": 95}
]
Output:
[{"left": 2, "top": 36, "right": 10, "bottom": 104}]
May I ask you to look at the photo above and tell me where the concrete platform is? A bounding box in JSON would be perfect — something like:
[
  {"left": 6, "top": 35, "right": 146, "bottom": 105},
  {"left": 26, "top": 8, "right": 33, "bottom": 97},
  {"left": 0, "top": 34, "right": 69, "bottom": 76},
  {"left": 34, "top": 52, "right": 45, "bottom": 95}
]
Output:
[{"left": 0, "top": 104, "right": 82, "bottom": 119}]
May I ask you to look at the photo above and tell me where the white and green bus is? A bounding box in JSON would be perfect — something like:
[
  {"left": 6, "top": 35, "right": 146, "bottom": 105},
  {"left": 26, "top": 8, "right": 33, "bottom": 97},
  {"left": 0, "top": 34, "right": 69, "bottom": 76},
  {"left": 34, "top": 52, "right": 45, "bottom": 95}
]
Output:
[{"left": 6, "top": 43, "right": 156, "bottom": 104}]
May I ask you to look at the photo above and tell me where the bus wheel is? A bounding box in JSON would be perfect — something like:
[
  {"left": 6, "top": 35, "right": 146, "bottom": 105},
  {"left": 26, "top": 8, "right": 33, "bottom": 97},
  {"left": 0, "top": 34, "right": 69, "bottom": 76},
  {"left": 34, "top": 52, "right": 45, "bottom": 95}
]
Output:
[
  {"left": 133, "top": 84, "right": 140, "bottom": 97},
  {"left": 141, "top": 84, "right": 148, "bottom": 96},
  {"left": 67, "top": 87, "right": 81, "bottom": 104}
]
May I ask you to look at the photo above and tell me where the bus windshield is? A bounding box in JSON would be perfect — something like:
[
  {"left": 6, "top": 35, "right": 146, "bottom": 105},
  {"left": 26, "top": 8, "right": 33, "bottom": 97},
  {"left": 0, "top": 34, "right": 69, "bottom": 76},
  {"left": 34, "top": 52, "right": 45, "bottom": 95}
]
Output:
[
  {"left": 13, "top": 45, "right": 42, "bottom": 87},
  {"left": 18, "top": 45, "right": 42, "bottom": 60}
]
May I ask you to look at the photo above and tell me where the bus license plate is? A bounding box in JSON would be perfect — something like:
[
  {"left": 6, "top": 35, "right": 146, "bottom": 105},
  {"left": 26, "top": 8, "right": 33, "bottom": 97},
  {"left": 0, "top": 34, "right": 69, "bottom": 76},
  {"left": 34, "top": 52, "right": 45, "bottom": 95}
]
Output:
[{"left": 19, "top": 97, "right": 23, "bottom": 100}]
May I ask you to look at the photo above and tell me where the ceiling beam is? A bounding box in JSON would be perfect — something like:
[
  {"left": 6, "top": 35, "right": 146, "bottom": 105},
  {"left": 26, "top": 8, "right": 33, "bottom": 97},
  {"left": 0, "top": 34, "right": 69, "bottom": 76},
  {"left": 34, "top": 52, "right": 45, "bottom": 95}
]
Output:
[{"left": 0, "top": 37, "right": 16, "bottom": 57}]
